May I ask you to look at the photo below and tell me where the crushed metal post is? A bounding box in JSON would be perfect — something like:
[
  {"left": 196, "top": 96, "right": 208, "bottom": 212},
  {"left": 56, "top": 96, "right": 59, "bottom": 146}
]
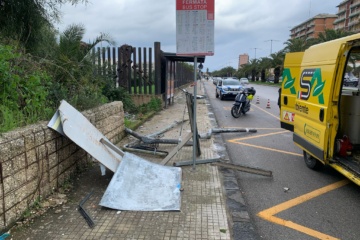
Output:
[
  {"left": 78, "top": 191, "right": 95, "bottom": 228},
  {"left": 212, "top": 162, "right": 273, "bottom": 177}
]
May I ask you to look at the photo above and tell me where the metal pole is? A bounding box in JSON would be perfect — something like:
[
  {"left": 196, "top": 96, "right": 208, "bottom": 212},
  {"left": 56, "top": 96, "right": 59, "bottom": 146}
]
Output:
[{"left": 192, "top": 56, "right": 198, "bottom": 170}]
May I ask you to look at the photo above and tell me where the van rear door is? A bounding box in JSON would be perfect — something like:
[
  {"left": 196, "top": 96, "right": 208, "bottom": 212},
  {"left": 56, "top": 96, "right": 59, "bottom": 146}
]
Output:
[
  {"left": 292, "top": 39, "right": 349, "bottom": 162},
  {"left": 280, "top": 52, "right": 304, "bottom": 132}
]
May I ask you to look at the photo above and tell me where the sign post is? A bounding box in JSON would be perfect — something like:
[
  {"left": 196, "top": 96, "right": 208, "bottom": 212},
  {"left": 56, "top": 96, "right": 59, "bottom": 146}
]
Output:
[{"left": 176, "top": 0, "right": 215, "bottom": 169}]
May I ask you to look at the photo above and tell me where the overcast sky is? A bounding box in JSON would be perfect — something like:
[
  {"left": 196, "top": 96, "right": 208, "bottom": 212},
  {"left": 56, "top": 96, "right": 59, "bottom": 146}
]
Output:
[{"left": 57, "top": 0, "right": 341, "bottom": 72}]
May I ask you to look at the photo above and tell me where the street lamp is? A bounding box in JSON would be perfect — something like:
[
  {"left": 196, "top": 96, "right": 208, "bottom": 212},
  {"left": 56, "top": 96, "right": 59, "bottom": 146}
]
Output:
[
  {"left": 251, "top": 48, "right": 261, "bottom": 60},
  {"left": 265, "top": 39, "right": 279, "bottom": 55}
]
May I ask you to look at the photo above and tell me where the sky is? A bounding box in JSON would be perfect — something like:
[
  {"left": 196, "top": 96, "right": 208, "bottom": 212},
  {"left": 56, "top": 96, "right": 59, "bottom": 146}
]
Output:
[{"left": 57, "top": 0, "right": 341, "bottom": 72}]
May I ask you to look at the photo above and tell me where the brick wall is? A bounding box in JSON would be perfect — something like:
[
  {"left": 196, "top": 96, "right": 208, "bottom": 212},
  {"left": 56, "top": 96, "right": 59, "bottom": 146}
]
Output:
[{"left": 0, "top": 101, "right": 125, "bottom": 231}]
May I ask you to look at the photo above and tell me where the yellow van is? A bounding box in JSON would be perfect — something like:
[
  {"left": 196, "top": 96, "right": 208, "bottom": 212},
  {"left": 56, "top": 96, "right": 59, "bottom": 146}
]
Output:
[{"left": 280, "top": 33, "right": 360, "bottom": 186}]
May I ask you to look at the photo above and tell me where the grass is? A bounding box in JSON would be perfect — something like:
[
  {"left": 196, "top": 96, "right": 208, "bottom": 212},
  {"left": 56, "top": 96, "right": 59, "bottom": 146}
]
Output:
[
  {"left": 130, "top": 85, "right": 156, "bottom": 94},
  {"left": 124, "top": 111, "right": 157, "bottom": 130}
]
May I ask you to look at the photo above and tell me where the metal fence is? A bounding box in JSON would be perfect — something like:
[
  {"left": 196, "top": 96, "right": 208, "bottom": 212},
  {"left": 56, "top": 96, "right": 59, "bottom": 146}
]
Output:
[{"left": 92, "top": 42, "right": 204, "bottom": 106}]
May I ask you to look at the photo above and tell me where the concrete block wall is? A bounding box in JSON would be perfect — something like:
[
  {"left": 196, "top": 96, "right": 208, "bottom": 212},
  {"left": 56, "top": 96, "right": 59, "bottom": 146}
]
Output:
[
  {"left": 130, "top": 94, "right": 163, "bottom": 106},
  {"left": 0, "top": 101, "right": 125, "bottom": 231}
]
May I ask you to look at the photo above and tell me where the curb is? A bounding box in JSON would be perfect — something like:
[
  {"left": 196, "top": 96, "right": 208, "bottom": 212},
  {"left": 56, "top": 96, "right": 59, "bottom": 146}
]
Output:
[{"left": 202, "top": 81, "right": 260, "bottom": 240}]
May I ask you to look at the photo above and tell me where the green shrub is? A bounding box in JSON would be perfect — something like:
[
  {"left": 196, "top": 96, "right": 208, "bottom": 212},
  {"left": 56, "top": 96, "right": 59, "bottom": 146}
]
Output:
[
  {"left": 102, "top": 85, "right": 138, "bottom": 113},
  {"left": 0, "top": 44, "right": 52, "bottom": 132},
  {"left": 147, "top": 97, "right": 162, "bottom": 112}
]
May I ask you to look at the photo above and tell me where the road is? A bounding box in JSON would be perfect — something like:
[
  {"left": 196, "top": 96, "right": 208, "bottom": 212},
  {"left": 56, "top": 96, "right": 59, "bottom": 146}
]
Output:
[{"left": 204, "top": 79, "right": 360, "bottom": 240}]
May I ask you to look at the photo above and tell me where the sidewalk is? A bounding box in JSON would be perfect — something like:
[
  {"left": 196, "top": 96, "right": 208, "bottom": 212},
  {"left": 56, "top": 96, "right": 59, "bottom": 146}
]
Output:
[{"left": 9, "top": 81, "right": 237, "bottom": 240}]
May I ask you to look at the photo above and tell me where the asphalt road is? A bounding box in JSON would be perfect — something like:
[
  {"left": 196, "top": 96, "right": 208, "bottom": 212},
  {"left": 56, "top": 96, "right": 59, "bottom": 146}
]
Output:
[{"left": 204, "top": 79, "right": 360, "bottom": 240}]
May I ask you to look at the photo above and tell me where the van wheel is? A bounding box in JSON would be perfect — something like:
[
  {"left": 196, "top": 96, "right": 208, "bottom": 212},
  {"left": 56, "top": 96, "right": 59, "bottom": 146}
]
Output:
[{"left": 303, "top": 151, "right": 323, "bottom": 170}]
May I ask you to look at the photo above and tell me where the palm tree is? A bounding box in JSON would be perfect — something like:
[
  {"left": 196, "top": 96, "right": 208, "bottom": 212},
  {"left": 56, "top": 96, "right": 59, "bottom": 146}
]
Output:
[
  {"left": 283, "top": 38, "right": 313, "bottom": 53},
  {"left": 51, "top": 23, "right": 114, "bottom": 109},
  {"left": 247, "top": 59, "right": 260, "bottom": 81},
  {"left": 0, "top": 0, "right": 87, "bottom": 54},
  {"left": 269, "top": 50, "right": 285, "bottom": 84},
  {"left": 317, "top": 29, "right": 353, "bottom": 43},
  {"left": 258, "top": 57, "right": 272, "bottom": 82},
  {"left": 237, "top": 63, "right": 252, "bottom": 79}
]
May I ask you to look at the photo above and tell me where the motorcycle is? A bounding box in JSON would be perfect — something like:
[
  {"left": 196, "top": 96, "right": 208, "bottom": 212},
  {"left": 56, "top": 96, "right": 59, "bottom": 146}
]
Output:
[{"left": 231, "top": 87, "right": 256, "bottom": 118}]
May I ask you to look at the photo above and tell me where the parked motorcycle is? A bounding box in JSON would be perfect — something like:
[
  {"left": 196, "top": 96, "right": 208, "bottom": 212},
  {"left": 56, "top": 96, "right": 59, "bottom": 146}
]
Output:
[{"left": 231, "top": 87, "right": 256, "bottom": 118}]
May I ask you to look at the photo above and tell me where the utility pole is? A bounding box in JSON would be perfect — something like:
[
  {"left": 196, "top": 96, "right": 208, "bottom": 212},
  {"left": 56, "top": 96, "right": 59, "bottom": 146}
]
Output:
[
  {"left": 251, "top": 48, "right": 260, "bottom": 60},
  {"left": 265, "top": 39, "right": 279, "bottom": 55}
]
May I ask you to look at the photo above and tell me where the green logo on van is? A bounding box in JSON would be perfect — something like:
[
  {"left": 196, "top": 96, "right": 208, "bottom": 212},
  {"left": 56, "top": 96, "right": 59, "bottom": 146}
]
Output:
[
  {"left": 299, "top": 68, "right": 325, "bottom": 105},
  {"left": 282, "top": 68, "right": 325, "bottom": 105},
  {"left": 282, "top": 68, "right": 296, "bottom": 94},
  {"left": 304, "top": 123, "right": 320, "bottom": 143}
]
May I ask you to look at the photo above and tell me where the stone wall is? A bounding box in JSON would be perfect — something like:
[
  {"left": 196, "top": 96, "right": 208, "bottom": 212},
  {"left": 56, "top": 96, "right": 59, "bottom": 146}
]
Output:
[
  {"left": 130, "top": 94, "right": 163, "bottom": 106},
  {"left": 0, "top": 101, "right": 125, "bottom": 231}
]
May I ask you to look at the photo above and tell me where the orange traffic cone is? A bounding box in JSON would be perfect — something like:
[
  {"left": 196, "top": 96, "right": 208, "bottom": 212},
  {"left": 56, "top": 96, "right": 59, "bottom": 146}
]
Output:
[
  {"left": 256, "top": 96, "right": 260, "bottom": 104},
  {"left": 266, "top": 99, "right": 271, "bottom": 108}
]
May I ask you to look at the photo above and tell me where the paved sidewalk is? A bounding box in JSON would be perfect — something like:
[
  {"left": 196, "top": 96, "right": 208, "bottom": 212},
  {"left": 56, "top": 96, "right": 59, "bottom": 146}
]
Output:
[{"left": 9, "top": 81, "right": 236, "bottom": 240}]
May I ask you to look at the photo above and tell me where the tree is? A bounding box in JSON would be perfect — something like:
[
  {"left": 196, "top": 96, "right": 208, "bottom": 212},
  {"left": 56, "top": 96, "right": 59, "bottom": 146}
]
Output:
[
  {"left": 248, "top": 59, "right": 259, "bottom": 81},
  {"left": 283, "top": 38, "right": 310, "bottom": 52},
  {"left": 48, "top": 23, "right": 114, "bottom": 109},
  {"left": 0, "top": 0, "right": 87, "bottom": 54},
  {"left": 258, "top": 57, "right": 272, "bottom": 82},
  {"left": 211, "top": 66, "right": 236, "bottom": 78},
  {"left": 269, "top": 51, "right": 285, "bottom": 83},
  {"left": 317, "top": 29, "right": 353, "bottom": 43},
  {"left": 237, "top": 62, "right": 253, "bottom": 79}
]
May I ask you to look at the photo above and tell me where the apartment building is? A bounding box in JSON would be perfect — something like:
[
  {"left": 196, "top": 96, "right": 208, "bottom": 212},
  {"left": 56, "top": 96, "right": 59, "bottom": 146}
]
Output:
[
  {"left": 334, "top": 0, "right": 360, "bottom": 32},
  {"left": 290, "top": 14, "right": 338, "bottom": 39},
  {"left": 238, "top": 53, "right": 249, "bottom": 68}
]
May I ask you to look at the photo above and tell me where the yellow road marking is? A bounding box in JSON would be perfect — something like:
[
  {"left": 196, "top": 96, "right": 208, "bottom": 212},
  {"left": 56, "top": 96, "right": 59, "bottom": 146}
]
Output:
[
  {"left": 252, "top": 104, "right": 280, "bottom": 120},
  {"left": 229, "top": 142, "right": 302, "bottom": 157},
  {"left": 257, "top": 180, "right": 349, "bottom": 239},
  {"left": 223, "top": 127, "right": 284, "bottom": 130},
  {"left": 228, "top": 130, "right": 302, "bottom": 156},
  {"left": 229, "top": 130, "right": 289, "bottom": 141}
]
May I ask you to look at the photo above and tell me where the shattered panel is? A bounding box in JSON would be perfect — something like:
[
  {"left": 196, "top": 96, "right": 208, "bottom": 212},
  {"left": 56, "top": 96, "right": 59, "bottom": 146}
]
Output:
[
  {"left": 48, "top": 100, "right": 122, "bottom": 172},
  {"left": 100, "top": 152, "right": 182, "bottom": 211}
]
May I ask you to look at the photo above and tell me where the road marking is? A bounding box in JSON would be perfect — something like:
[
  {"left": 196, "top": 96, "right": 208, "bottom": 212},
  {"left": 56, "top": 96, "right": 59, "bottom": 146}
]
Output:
[
  {"left": 226, "top": 127, "right": 285, "bottom": 130},
  {"left": 257, "top": 180, "right": 349, "bottom": 240},
  {"left": 228, "top": 130, "right": 302, "bottom": 156},
  {"left": 229, "top": 130, "right": 289, "bottom": 141},
  {"left": 230, "top": 142, "right": 303, "bottom": 157},
  {"left": 252, "top": 104, "right": 280, "bottom": 120}
]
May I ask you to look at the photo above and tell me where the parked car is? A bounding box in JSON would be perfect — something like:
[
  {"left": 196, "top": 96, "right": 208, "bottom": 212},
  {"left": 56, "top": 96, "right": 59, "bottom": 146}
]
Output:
[
  {"left": 239, "top": 78, "right": 249, "bottom": 85},
  {"left": 212, "top": 77, "right": 220, "bottom": 85},
  {"left": 215, "top": 78, "right": 243, "bottom": 100},
  {"left": 267, "top": 76, "right": 274, "bottom": 82},
  {"left": 343, "top": 76, "right": 359, "bottom": 87}
]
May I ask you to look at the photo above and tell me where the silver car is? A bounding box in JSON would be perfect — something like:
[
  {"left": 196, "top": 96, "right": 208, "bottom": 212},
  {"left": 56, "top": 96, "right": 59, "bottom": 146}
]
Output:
[
  {"left": 239, "top": 77, "right": 249, "bottom": 85},
  {"left": 215, "top": 78, "right": 243, "bottom": 100}
]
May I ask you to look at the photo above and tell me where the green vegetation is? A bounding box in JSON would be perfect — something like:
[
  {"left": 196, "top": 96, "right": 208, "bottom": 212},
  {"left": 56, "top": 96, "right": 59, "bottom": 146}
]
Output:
[
  {"left": 0, "top": 45, "right": 53, "bottom": 131},
  {"left": 22, "top": 196, "right": 42, "bottom": 219},
  {"left": 124, "top": 97, "right": 162, "bottom": 130},
  {"left": 0, "top": 0, "right": 155, "bottom": 133}
]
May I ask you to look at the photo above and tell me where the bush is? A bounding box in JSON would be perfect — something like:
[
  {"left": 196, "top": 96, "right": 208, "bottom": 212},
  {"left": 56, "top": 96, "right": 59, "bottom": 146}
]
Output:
[
  {"left": 0, "top": 44, "right": 52, "bottom": 132},
  {"left": 102, "top": 85, "right": 138, "bottom": 113}
]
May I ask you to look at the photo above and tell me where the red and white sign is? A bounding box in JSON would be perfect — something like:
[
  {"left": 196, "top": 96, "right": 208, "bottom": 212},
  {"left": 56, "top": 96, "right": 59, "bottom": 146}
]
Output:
[
  {"left": 283, "top": 111, "right": 295, "bottom": 122},
  {"left": 176, "top": 0, "right": 215, "bottom": 56}
]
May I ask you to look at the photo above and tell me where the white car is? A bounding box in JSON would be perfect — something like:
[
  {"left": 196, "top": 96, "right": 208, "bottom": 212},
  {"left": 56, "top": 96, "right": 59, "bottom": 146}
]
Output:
[
  {"left": 239, "top": 78, "right": 249, "bottom": 85},
  {"left": 215, "top": 78, "right": 243, "bottom": 100}
]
